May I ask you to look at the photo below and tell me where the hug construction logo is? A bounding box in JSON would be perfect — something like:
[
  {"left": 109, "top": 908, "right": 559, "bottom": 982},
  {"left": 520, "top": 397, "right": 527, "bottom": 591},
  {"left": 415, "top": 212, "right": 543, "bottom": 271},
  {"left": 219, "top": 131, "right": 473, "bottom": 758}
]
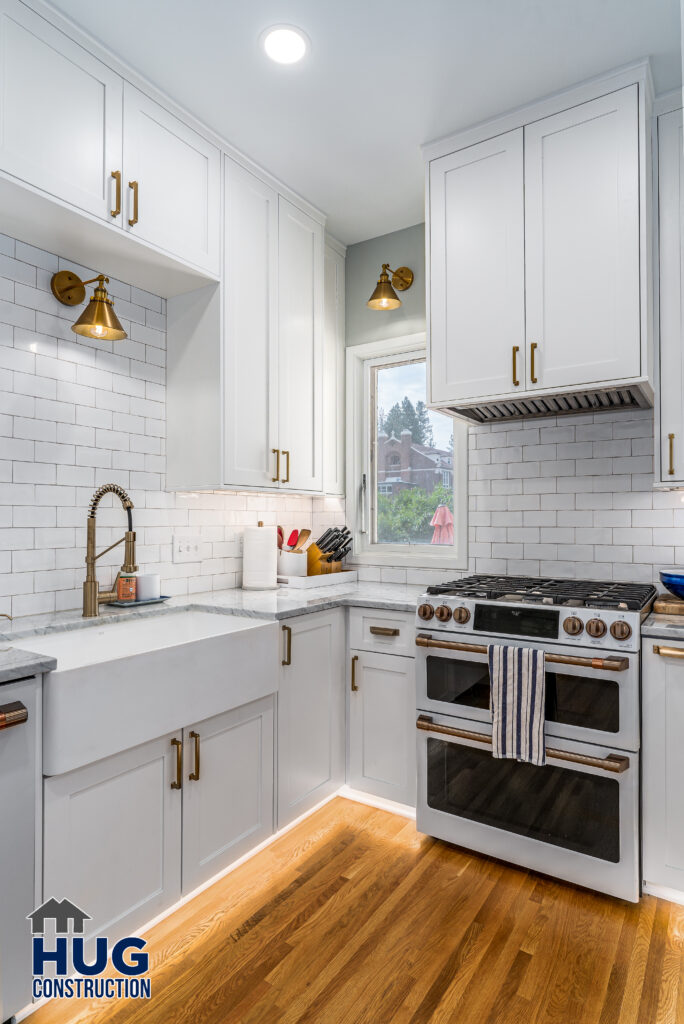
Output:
[{"left": 27, "top": 898, "right": 152, "bottom": 1001}]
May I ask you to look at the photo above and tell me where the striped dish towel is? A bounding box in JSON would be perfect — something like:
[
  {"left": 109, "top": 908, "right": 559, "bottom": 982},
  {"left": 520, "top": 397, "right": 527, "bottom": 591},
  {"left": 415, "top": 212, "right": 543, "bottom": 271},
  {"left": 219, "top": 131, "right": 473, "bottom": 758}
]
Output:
[{"left": 488, "top": 645, "right": 546, "bottom": 766}]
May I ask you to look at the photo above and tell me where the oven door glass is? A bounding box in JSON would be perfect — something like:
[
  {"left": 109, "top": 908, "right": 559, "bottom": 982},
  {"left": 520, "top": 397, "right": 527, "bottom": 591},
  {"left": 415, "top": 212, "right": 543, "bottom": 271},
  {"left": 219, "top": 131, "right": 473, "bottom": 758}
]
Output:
[
  {"left": 426, "top": 737, "right": 620, "bottom": 862},
  {"left": 425, "top": 655, "right": 620, "bottom": 733}
]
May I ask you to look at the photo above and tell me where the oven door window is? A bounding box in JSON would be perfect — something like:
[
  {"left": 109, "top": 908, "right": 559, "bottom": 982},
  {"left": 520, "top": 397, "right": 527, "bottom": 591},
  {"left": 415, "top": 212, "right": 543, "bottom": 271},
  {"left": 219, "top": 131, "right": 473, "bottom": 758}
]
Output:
[
  {"left": 426, "top": 737, "right": 620, "bottom": 862},
  {"left": 426, "top": 656, "right": 619, "bottom": 733}
]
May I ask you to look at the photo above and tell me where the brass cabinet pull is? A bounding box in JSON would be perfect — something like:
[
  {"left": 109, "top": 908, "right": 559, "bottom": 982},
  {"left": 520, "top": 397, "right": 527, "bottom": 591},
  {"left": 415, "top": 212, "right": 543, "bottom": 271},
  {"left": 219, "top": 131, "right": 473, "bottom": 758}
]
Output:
[
  {"left": 271, "top": 448, "right": 280, "bottom": 483},
  {"left": 281, "top": 624, "right": 292, "bottom": 666},
  {"left": 653, "top": 644, "right": 684, "bottom": 659},
  {"left": 369, "top": 626, "right": 400, "bottom": 637},
  {"left": 530, "top": 342, "right": 538, "bottom": 384},
  {"left": 171, "top": 737, "right": 182, "bottom": 790},
  {"left": 415, "top": 634, "right": 628, "bottom": 671},
  {"left": 0, "top": 701, "right": 28, "bottom": 731},
  {"left": 281, "top": 450, "right": 290, "bottom": 484},
  {"left": 351, "top": 654, "right": 359, "bottom": 691},
  {"left": 416, "top": 716, "right": 630, "bottom": 774},
  {"left": 189, "top": 730, "right": 200, "bottom": 781},
  {"left": 512, "top": 346, "right": 520, "bottom": 387},
  {"left": 128, "top": 180, "right": 139, "bottom": 226},
  {"left": 668, "top": 433, "right": 675, "bottom": 476},
  {"left": 110, "top": 170, "right": 121, "bottom": 218}
]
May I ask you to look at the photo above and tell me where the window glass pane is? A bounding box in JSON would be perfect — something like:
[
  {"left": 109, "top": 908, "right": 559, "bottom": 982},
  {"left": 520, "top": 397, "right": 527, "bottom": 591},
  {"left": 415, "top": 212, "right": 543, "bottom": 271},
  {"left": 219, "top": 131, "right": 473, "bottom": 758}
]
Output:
[{"left": 373, "top": 359, "right": 455, "bottom": 546}]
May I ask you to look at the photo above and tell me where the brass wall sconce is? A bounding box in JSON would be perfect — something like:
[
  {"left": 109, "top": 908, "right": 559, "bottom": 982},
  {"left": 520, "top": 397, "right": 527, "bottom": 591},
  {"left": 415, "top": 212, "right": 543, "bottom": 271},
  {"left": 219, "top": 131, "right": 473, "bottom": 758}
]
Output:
[
  {"left": 367, "top": 263, "right": 414, "bottom": 310},
  {"left": 50, "top": 271, "right": 127, "bottom": 341}
]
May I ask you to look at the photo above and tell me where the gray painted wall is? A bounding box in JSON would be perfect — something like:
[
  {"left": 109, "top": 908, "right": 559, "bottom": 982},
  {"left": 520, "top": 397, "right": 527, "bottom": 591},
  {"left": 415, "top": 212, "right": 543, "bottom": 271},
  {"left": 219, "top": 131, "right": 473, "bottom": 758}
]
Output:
[{"left": 345, "top": 222, "right": 426, "bottom": 346}]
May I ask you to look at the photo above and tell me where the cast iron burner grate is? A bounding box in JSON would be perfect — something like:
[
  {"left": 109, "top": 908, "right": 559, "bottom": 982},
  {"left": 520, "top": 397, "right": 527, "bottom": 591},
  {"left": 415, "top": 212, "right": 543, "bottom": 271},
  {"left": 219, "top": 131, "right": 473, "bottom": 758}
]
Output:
[{"left": 425, "top": 574, "right": 657, "bottom": 611}]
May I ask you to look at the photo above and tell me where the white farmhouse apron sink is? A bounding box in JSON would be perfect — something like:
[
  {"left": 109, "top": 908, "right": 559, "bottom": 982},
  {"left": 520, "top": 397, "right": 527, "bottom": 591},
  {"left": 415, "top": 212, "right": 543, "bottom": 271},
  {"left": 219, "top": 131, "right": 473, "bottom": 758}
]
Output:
[{"left": 18, "top": 611, "right": 278, "bottom": 775}]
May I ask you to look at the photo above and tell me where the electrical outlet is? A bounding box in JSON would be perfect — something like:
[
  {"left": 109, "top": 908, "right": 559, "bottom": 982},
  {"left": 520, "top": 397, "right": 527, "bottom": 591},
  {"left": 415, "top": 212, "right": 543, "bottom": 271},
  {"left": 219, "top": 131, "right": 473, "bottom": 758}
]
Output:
[{"left": 172, "top": 534, "right": 202, "bottom": 563}]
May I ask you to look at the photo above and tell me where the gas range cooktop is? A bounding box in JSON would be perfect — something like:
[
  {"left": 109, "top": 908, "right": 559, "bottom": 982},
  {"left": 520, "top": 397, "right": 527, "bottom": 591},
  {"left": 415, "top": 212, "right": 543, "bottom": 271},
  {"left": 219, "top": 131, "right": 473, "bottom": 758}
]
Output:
[{"left": 425, "top": 574, "right": 657, "bottom": 611}]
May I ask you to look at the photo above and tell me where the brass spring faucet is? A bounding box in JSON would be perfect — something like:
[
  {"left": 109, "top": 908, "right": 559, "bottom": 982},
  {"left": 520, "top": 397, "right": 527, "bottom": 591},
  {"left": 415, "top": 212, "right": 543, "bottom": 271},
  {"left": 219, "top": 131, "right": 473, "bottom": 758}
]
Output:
[{"left": 83, "top": 484, "right": 138, "bottom": 618}]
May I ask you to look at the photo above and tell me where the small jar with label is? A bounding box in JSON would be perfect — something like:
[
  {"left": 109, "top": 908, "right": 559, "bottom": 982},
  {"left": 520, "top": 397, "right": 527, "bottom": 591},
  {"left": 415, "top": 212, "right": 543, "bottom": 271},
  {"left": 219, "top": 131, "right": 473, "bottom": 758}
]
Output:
[{"left": 117, "top": 573, "right": 137, "bottom": 602}]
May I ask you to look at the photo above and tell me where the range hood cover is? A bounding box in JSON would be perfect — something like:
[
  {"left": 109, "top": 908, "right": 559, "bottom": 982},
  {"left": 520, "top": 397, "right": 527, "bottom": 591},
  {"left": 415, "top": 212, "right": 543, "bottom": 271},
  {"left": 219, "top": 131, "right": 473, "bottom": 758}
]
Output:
[{"left": 442, "top": 382, "right": 653, "bottom": 424}]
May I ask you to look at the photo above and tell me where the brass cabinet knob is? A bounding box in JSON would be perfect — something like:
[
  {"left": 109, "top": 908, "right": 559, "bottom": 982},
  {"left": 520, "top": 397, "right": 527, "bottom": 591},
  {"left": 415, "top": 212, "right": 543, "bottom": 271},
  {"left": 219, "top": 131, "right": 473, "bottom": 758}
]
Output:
[
  {"left": 563, "top": 616, "right": 584, "bottom": 636},
  {"left": 610, "top": 620, "right": 632, "bottom": 641},
  {"left": 418, "top": 603, "right": 435, "bottom": 621},
  {"left": 453, "top": 606, "right": 471, "bottom": 625},
  {"left": 586, "top": 618, "right": 607, "bottom": 639}
]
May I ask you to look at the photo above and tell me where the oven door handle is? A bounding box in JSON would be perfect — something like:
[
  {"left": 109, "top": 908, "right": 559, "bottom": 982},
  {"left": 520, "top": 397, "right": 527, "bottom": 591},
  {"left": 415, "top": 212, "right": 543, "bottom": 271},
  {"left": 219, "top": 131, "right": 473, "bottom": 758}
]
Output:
[
  {"left": 415, "top": 634, "right": 629, "bottom": 672},
  {"left": 416, "top": 715, "right": 630, "bottom": 774}
]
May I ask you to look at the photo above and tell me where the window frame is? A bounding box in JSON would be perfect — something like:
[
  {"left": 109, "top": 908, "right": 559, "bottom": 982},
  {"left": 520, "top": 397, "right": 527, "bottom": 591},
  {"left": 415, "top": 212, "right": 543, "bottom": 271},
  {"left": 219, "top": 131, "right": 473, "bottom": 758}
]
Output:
[{"left": 346, "top": 334, "right": 468, "bottom": 570}]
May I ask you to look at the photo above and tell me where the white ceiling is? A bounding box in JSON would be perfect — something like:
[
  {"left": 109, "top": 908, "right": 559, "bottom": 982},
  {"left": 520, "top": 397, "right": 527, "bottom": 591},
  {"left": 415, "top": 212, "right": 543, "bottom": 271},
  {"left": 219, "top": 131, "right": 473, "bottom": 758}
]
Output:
[{"left": 47, "top": 0, "right": 681, "bottom": 245}]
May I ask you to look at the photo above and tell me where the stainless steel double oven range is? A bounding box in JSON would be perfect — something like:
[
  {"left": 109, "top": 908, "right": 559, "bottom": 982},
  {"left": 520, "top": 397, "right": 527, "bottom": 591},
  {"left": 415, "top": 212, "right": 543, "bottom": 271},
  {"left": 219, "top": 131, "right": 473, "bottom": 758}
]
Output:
[{"left": 414, "top": 575, "right": 657, "bottom": 902}]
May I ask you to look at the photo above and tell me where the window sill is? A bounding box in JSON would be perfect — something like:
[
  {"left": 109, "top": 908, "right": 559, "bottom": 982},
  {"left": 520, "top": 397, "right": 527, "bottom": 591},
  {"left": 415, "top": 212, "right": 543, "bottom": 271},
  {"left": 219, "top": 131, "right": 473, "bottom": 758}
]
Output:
[{"left": 350, "top": 548, "right": 468, "bottom": 571}]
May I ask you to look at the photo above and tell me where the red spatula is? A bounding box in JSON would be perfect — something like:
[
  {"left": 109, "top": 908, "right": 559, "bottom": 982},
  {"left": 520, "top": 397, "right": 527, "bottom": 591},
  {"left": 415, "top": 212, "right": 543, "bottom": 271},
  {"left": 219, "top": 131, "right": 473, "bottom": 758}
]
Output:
[{"left": 286, "top": 530, "right": 299, "bottom": 550}]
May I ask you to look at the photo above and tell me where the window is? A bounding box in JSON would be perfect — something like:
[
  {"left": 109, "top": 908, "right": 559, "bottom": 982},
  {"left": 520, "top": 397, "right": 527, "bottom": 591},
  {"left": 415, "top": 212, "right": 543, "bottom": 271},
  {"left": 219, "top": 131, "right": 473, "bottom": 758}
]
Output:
[{"left": 347, "top": 335, "right": 468, "bottom": 569}]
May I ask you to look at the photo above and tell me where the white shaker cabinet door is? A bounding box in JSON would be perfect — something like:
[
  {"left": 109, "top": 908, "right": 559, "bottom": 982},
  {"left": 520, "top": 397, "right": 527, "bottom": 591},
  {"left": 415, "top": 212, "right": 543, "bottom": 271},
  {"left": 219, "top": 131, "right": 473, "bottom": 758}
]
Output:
[
  {"left": 122, "top": 83, "right": 220, "bottom": 274},
  {"left": 223, "top": 159, "right": 279, "bottom": 489},
  {"left": 182, "top": 698, "right": 274, "bottom": 895},
  {"left": 428, "top": 129, "right": 525, "bottom": 404},
  {"left": 524, "top": 85, "right": 640, "bottom": 391},
  {"left": 643, "top": 641, "right": 684, "bottom": 895},
  {"left": 278, "top": 610, "right": 345, "bottom": 827},
  {"left": 43, "top": 733, "right": 182, "bottom": 951},
  {"left": 278, "top": 198, "right": 324, "bottom": 492},
  {"left": 349, "top": 651, "right": 416, "bottom": 807},
  {"left": 656, "top": 107, "right": 684, "bottom": 485},
  {"left": 0, "top": 0, "right": 123, "bottom": 221}
]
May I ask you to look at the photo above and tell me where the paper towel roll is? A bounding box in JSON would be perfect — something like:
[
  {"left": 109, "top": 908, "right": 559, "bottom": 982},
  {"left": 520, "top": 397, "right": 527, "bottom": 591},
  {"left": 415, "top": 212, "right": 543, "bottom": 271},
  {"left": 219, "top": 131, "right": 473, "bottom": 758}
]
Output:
[{"left": 242, "top": 525, "right": 278, "bottom": 590}]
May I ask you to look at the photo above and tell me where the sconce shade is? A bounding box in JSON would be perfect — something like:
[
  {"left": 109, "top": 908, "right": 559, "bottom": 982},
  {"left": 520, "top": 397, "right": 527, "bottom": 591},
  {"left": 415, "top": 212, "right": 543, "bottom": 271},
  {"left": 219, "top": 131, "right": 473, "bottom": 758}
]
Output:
[
  {"left": 367, "top": 263, "right": 414, "bottom": 310},
  {"left": 51, "top": 271, "right": 127, "bottom": 341}
]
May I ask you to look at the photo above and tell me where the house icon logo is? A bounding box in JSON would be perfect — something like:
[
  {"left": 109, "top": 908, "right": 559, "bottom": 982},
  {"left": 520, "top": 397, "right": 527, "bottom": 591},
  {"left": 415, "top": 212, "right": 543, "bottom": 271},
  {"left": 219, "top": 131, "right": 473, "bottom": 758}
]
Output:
[
  {"left": 28, "top": 898, "right": 91, "bottom": 935},
  {"left": 27, "top": 897, "right": 152, "bottom": 1002}
]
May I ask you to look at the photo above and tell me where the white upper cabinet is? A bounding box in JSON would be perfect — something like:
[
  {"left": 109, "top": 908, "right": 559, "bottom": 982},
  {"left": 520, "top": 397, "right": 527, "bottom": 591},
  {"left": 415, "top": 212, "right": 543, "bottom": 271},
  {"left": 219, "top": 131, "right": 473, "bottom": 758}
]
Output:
[
  {"left": 323, "top": 241, "right": 346, "bottom": 495},
  {"left": 424, "top": 70, "right": 651, "bottom": 419},
  {"left": 655, "top": 105, "right": 684, "bottom": 485},
  {"left": 524, "top": 87, "right": 640, "bottom": 391},
  {"left": 278, "top": 198, "right": 324, "bottom": 492},
  {"left": 122, "top": 84, "right": 220, "bottom": 275},
  {"left": 0, "top": 0, "right": 122, "bottom": 221},
  {"left": 429, "top": 129, "right": 525, "bottom": 403},
  {"left": 223, "top": 159, "right": 279, "bottom": 489}
]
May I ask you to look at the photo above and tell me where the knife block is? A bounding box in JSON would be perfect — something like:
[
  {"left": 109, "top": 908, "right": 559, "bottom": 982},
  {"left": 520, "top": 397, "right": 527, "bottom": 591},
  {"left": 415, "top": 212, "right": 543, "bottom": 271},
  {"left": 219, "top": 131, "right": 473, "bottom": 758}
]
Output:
[{"left": 307, "top": 543, "right": 342, "bottom": 576}]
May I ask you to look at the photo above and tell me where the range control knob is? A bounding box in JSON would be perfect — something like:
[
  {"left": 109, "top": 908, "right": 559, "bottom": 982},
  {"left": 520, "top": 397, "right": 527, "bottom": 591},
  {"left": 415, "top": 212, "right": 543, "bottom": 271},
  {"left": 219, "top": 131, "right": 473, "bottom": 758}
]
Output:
[
  {"left": 418, "top": 603, "right": 435, "bottom": 621},
  {"left": 563, "top": 616, "right": 584, "bottom": 636},
  {"left": 610, "top": 620, "right": 632, "bottom": 641},
  {"left": 586, "top": 618, "right": 607, "bottom": 639},
  {"left": 435, "top": 605, "right": 453, "bottom": 623},
  {"left": 453, "top": 606, "right": 471, "bottom": 625}
]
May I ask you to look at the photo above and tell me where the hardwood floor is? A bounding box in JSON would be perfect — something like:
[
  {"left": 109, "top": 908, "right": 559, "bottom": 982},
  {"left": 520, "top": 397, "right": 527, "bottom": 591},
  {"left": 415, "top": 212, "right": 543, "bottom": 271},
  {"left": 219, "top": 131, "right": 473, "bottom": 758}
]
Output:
[{"left": 31, "top": 797, "right": 684, "bottom": 1024}]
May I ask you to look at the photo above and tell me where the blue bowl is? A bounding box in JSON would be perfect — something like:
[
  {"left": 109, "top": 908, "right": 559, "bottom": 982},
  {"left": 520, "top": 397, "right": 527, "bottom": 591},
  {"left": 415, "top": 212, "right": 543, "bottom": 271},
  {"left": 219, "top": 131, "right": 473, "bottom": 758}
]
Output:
[{"left": 660, "top": 569, "right": 684, "bottom": 600}]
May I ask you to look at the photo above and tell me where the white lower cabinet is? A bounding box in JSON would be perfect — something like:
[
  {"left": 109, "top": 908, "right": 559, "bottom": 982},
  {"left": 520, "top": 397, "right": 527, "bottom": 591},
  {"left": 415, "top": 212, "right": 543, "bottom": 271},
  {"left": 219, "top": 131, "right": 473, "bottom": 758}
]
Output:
[
  {"left": 349, "top": 650, "right": 416, "bottom": 807},
  {"left": 182, "top": 699, "right": 274, "bottom": 893},
  {"left": 43, "top": 732, "right": 182, "bottom": 948},
  {"left": 642, "top": 641, "right": 684, "bottom": 896},
  {"left": 43, "top": 698, "right": 274, "bottom": 947},
  {"left": 278, "top": 610, "right": 345, "bottom": 827}
]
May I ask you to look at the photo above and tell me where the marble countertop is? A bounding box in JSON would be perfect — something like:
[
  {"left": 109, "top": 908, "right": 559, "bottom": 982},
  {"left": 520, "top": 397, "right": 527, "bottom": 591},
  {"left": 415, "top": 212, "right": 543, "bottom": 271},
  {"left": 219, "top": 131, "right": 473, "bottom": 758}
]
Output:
[
  {"left": 642, "top": 612, "right": 684, "bottom": 641},
  {"left": 0, "top": 646, "right": 57, "bottom": 685},
  {"left": 0, "top": 582, "right": 423, "bottom": 654}
]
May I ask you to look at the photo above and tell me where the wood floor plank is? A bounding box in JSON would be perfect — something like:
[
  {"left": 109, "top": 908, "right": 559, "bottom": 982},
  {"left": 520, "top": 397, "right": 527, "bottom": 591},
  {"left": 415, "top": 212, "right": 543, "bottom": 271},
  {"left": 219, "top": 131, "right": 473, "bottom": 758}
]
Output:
[{"left": 28, "top": 798, "right": 684, "bottom": 1024}]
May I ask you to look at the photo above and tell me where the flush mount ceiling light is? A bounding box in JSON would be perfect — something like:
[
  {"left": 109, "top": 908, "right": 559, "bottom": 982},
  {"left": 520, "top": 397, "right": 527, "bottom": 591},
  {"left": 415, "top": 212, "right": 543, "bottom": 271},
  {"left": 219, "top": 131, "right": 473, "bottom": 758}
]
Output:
[
  {"left": 367, "top": 264, "right": 414, "bottom": 311},
  {"left": 50, "top": 271, "right": 127, "bottom": 341},
  {"left": 262, "top": 25, "right": 309, "bottom": 64}
]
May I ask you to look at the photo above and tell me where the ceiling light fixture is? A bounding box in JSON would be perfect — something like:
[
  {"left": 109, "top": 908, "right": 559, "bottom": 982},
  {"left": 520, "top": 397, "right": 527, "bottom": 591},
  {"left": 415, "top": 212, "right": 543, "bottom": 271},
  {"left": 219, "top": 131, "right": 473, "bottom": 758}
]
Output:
[
  {"left": 367, "top": 264, "right": 414, "bottom": 311},
  {"left": 262, "top": 25, "right": 309, "bottom": 64},
  {"left": 50, "top": 271, "right": 127, "bottom": 341}
]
